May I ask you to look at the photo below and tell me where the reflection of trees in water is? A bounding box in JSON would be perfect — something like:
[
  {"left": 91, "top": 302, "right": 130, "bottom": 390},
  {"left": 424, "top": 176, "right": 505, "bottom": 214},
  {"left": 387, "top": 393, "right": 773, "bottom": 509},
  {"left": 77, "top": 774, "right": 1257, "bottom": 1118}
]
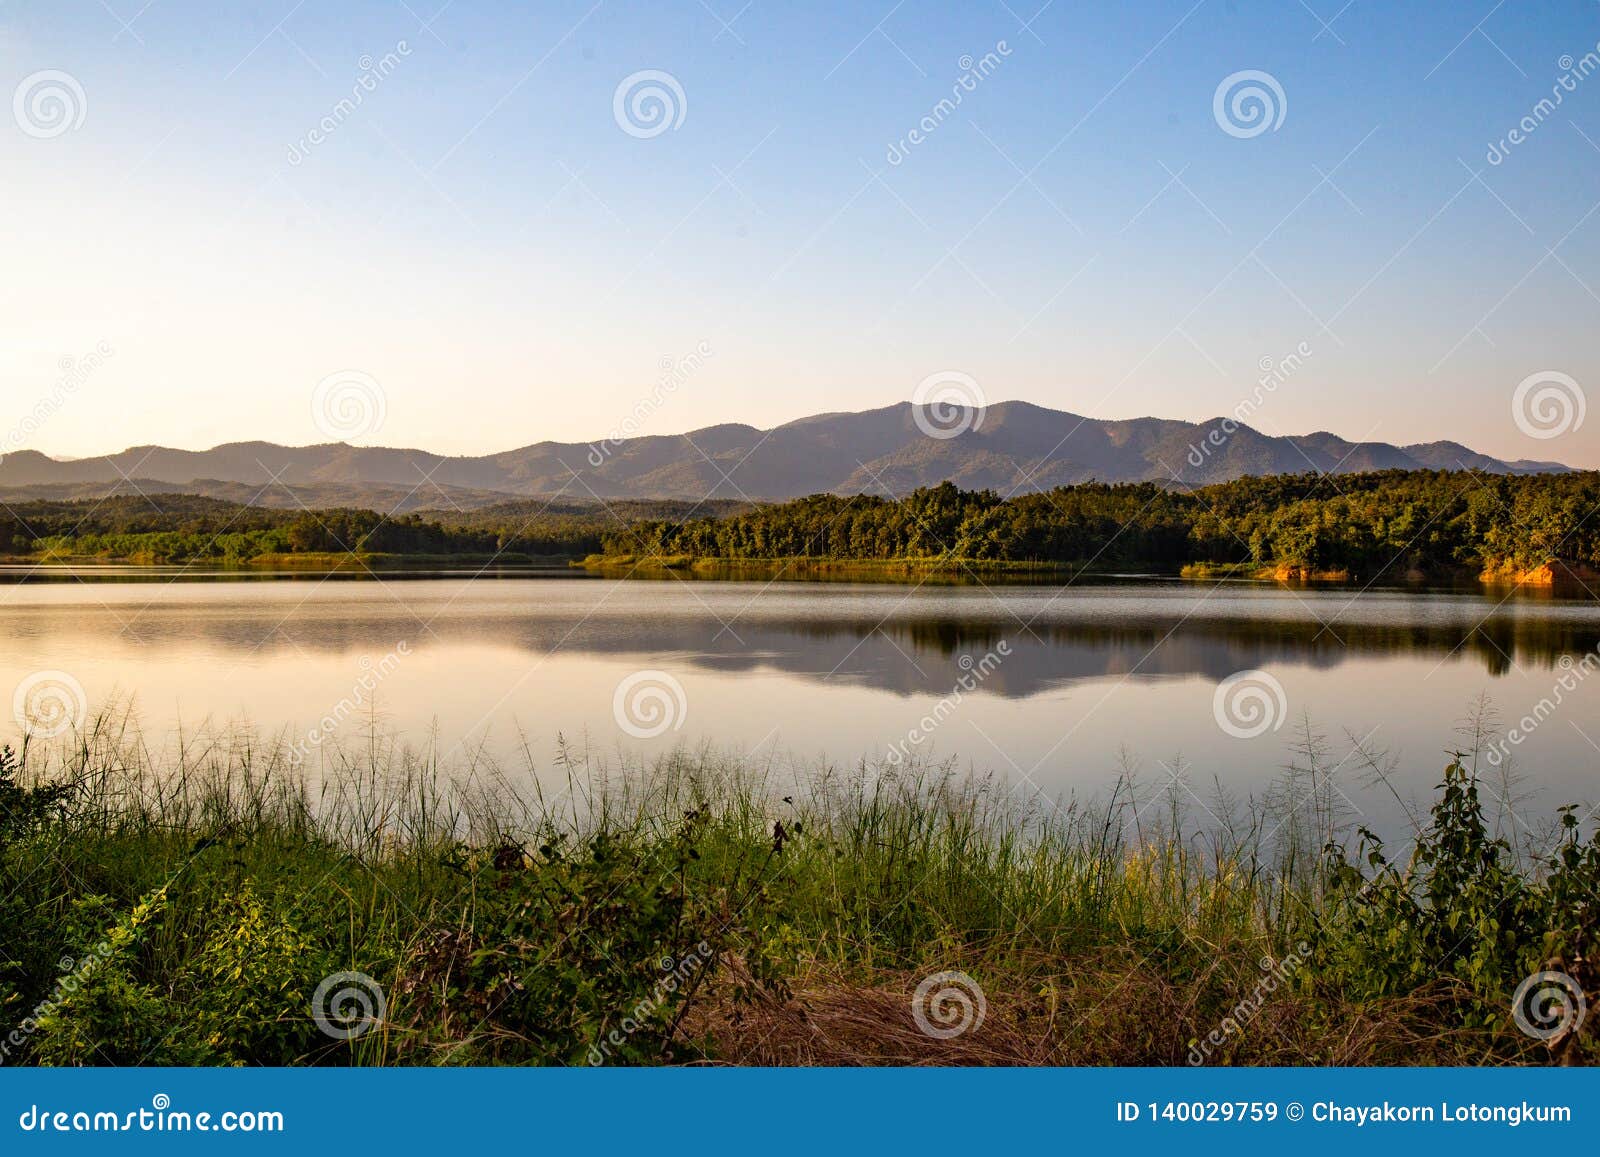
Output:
[
  {"left": 713, "top": 613, "right": 1600, "bottom": 692},
  {"left": 829, "top": 616, "right": 1599, "bottom": 681},
  {"left": 18, "top": 593, "right": 1598, "bottom": 699},
  {"left": 786, "top": 618, "right": 1010, "bottom": 657}
]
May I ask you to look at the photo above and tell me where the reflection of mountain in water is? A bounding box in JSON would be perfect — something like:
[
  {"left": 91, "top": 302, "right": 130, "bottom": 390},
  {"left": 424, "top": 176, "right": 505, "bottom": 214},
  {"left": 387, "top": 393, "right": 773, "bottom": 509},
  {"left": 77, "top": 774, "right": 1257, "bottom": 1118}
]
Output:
[
  {"left": 638, "top": 616, "right": 1600, "bottom": 695},
  {"left": 11, "top": 593, "right": 1598, "bottom": 698}
]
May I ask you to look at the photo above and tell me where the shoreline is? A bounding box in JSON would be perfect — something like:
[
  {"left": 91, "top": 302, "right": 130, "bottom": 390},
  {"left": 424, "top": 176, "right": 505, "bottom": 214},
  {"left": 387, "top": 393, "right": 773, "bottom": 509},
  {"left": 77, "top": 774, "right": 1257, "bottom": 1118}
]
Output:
[
  {"left": 1, "top": 550, "right": 563, "bottom": 569},
  {"left": 576, "top": 553, "right": 1095, "bottom": 579},
  {"left": 5, "top": 550, "right": 1597, "bottom": 595},
  {"left": 580, "top": 553, "right": 1600, "bottom": 592},
  {"left": 1, "top": 733, "right": 1592, "bottom": 1066}
]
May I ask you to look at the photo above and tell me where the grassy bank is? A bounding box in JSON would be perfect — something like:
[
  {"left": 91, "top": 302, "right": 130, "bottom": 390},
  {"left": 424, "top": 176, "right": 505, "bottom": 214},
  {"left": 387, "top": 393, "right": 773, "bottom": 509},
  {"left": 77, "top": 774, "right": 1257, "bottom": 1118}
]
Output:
[
  {"left": 11, "top": 550, "right": 555, "bottom": 569},
  {"left": 586, "top": 554, "right": 1562, "bottom": 592},
  {"left": 0, "top": 721, "right": 1594, "bottom": 1066},
  {"left": 577, "top": 554, "right": 1094, "bottom": 580},
  {"left": 238, "top": 551, "right": 547, "bottom": 568},
  {"left": 1180, "top": 561, "right": 1358, "bottom": 583}
]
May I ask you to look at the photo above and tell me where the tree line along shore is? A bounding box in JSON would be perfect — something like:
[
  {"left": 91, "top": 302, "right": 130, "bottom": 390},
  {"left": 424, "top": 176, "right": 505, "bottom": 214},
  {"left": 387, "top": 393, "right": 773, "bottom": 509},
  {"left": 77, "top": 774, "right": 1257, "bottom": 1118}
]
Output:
[
  {"left": 4, "top": 470, "right": 1600, "bottom": 586},
  {"left": 592, "top": 471, "right": 1600, "bottom": 586}
]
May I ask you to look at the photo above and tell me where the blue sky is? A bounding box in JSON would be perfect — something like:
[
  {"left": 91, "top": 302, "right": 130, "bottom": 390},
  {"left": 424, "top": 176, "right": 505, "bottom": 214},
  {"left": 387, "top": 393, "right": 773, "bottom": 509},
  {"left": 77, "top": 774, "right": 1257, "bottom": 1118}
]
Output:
[{"left": 4, "top": 0, "right": 1599, "bottom": 465}]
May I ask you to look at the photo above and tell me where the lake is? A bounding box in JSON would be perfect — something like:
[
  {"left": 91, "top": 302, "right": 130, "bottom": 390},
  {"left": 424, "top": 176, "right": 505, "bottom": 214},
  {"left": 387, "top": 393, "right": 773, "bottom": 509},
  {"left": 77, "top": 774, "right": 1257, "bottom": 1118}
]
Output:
[{"left": 3, "top": 566, "right": 1598, "bottom": 844}]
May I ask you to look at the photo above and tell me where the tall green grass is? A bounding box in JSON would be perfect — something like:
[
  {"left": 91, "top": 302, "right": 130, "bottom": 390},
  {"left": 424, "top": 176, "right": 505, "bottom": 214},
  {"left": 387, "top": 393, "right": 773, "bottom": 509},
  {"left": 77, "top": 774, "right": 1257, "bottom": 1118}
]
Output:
[{"left": 0, "top": 710, "right": 1594, "bottom": 1066}]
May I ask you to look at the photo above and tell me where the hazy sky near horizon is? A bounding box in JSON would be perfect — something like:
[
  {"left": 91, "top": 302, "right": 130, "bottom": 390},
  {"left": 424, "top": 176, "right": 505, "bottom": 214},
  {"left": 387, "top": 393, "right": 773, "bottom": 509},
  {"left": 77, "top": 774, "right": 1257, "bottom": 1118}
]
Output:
[{"left": 4, "top": 1, "right": 1600, "bottom": 466}]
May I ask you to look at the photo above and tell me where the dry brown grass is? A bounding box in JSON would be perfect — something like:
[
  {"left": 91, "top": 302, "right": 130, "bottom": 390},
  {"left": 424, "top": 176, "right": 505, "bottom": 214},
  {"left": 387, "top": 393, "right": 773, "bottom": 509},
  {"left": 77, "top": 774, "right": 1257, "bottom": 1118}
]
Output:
[{"left": 691, "top": 954, "right": 1511, "bottom": 1067}]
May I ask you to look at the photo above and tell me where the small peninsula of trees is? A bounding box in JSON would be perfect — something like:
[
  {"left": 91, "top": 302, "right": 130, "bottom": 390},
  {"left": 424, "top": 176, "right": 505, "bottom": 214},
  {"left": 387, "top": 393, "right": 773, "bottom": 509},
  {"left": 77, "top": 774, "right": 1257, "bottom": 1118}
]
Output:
[{"left": 598, "top": 470, "right": 1600, "bottom": 581}]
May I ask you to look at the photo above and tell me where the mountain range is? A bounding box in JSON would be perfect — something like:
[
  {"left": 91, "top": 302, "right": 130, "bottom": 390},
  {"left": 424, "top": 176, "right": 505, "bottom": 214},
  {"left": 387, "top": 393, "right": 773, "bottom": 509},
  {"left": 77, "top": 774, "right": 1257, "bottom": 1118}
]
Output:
[{"left": 0, "top": 402, "right": 1572, "bottom": 507}]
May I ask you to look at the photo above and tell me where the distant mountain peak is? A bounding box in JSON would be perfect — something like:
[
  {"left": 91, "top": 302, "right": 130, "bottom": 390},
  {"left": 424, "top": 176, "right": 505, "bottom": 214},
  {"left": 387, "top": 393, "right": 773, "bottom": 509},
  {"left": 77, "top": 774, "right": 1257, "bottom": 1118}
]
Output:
[{"left": 0, "top": 402, "right": 1573, "bottom": 502}]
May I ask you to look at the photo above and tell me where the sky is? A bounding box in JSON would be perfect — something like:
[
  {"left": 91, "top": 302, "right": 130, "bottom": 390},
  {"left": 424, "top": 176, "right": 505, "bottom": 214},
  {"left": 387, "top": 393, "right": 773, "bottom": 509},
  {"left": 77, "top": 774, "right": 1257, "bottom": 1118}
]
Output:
[{"left": 3, "top": 0, "right": 1599, "bottom": 466}]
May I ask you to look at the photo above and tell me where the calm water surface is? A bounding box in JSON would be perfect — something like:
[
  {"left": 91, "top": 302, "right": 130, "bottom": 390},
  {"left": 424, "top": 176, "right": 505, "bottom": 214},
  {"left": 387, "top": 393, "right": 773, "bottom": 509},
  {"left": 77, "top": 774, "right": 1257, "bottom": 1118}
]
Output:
[{"left": 3, "top": 567, "right": 1598, "bottom": 838}]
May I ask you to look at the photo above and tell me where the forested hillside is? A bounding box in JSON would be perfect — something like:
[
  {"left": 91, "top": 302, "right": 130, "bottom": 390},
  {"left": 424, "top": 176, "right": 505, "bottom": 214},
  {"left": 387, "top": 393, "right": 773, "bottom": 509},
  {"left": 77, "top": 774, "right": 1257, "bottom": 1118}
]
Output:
[
  {"left": 0, "top": 495, "right": 746, "bottom": 563},
  {"left": 8, "top": 473, "right": 1598, "bottom": 580},
  {"left": 599, "top": 470, "right": 1600, "bottom": 581}
]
